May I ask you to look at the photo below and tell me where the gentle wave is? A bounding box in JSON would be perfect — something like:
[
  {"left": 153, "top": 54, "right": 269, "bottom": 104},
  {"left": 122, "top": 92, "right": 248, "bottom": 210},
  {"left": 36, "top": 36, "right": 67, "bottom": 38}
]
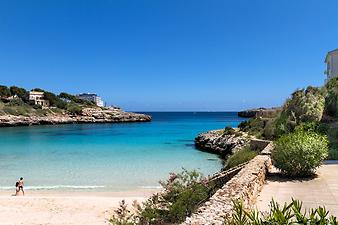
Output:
[
  {"left": 139, "top": 186, "right": 162, "bottom": 189},
  {"left": 0, "top": 185, "right": 105, "bottom": 190}
]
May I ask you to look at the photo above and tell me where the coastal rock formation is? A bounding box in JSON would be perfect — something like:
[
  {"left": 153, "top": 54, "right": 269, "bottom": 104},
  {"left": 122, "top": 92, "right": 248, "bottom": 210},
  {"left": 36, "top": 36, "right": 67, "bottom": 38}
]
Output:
[
  {"left": 238, "top": 107, "right": 281, "bottom": 118},
  {"left": 195, "top": 130, "right": 248, "bottom": 156},
  {"left": 238, "top": 109, "right": 260, "bottom": 118},
  {"left": 0, "top": 108, "right": 151, "bottom": 127}
]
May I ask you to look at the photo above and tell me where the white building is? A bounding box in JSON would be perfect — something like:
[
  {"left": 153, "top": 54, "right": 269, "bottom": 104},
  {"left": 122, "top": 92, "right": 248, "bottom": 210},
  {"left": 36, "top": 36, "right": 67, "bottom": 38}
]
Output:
[
  {"left": 28, "top": 91, "right": 50, "bottom": 107},
  {"left": 77, "top": 93, "right": 104, "bottom": 107},
  {"left": 325, "top": 49, "right": 338, "bottom": 83}
]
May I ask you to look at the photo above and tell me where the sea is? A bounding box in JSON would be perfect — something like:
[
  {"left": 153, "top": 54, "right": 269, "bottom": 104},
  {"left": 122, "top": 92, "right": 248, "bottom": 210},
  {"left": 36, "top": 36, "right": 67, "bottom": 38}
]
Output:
[{"left": 0, "top": 112, "right": 246, "bottom": 192}]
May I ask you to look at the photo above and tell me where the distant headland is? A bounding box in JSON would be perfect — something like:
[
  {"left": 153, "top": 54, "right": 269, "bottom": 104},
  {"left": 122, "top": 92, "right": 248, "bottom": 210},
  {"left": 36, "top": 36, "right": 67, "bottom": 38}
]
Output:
[{"left": 0, "top": 85, "right": 151, "bottom": 127}]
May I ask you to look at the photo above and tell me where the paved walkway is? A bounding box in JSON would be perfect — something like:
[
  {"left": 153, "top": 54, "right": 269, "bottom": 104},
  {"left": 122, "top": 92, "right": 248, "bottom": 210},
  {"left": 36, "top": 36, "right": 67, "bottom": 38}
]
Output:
[{"left": 256, "top": 163, "right": 338, "bottom": 216}]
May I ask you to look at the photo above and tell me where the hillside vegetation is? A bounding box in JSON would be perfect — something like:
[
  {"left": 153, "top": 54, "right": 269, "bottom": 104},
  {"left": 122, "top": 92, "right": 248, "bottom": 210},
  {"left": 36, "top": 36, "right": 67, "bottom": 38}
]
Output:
[
  {"left": 239, "top": 77, "right": 338, "bottom": 159},
  {"left": 0, "top": 85, "right": 96, "bottom": 117}
]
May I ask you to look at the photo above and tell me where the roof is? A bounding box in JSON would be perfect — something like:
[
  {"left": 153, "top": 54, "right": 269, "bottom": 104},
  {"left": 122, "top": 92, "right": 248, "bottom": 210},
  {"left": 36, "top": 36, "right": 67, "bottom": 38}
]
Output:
[
  {"left": 29, "top": 91, "right": 44, "bottom": 95},
  {"left": 325, "top": 48, "right": 338, "bottom": 62}
]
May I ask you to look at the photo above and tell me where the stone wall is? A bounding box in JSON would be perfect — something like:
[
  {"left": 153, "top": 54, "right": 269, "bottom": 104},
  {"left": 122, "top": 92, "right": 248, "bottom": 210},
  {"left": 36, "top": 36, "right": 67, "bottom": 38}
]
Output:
[{"left": 182, "top": 153, "right": 272, "bottom": 225}]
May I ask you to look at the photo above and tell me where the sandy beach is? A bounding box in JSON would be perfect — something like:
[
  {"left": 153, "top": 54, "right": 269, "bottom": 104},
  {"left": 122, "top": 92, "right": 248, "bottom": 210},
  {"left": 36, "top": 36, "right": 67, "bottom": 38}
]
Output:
[{"left": 0, "top": 189, "right": 157, "bottom": 225}]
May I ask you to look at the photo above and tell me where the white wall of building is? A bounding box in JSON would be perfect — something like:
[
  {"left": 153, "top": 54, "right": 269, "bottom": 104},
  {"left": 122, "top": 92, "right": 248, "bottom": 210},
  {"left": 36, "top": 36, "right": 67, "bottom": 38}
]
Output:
[{"left": 326, "top": 50, "right": 338, "bottom": 82}]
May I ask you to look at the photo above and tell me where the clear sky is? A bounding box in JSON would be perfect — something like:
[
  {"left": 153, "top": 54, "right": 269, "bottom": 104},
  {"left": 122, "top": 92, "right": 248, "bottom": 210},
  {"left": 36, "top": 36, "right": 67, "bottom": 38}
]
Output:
[{"left": 0, "top": 0, "right": 337, "bottom": 111}]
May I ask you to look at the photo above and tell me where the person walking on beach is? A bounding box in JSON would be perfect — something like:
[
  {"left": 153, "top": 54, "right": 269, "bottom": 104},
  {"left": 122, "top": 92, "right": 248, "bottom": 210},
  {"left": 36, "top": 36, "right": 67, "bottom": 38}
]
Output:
[{"left": 15, "top": 177, "right": 24, "bottom": 196}]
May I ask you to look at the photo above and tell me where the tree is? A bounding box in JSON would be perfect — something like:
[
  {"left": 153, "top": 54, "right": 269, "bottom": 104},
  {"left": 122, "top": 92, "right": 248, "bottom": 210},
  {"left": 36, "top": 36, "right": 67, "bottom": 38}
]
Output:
[
  {"left": 0, "top": 85, "right": 11, "bottom": 97},
  {"left": 43, "top": 91, "right": 67, "bottom": 109},
  {"left": 10, "top": 86, "right": 27, "bottom": 99},
  {"left": 31, "top": 88, "right": 45, "bottom": 92}
]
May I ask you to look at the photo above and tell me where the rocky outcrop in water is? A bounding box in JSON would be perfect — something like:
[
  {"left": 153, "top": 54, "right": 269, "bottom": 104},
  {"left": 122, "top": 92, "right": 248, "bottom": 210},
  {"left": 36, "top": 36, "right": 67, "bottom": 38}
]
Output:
[
  {"left": 195, "top": 129, "right": 248, "bottom": 156},
  {"left": 0, "top": 108, "right": 151, "bottom": 127}
]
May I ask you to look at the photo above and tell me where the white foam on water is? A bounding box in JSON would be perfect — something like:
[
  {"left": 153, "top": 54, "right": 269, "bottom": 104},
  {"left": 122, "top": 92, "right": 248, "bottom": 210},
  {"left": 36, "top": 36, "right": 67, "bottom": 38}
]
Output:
[
  {"left": 139, "top": 186, "right": 162, "bottom": 189},
  {"left": 0, "top": 185, "right": 105, "bottom": 190}
]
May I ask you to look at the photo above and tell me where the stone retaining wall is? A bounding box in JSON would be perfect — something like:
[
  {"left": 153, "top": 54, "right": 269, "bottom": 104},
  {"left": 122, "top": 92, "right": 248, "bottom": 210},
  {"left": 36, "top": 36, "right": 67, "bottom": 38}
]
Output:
[{"left": 182, "top": 152, "right": 272, "bottom": 225}]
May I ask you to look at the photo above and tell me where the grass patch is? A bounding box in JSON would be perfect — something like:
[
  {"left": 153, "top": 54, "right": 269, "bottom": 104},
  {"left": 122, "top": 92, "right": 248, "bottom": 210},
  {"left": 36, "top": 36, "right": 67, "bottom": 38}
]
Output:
[{"left": 225, "top": 146, "right": 258, "bottom": 169}]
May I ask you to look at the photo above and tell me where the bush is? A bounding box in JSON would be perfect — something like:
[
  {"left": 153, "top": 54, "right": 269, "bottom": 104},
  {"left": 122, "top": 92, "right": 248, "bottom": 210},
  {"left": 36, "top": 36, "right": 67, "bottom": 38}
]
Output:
[
  {"left": 43, "top": 91, "right": 67, "bottom": 109},
  {"left": 324, "top": 76, "right": 338, "bottom": 118},
  {"left": 7, "top": 98, "right": 25, "bottom": 106},
  {"left": 9, "top": 86, "right": 27, "bottom": 100},
  {"left": 294, "top": 122, "right": 328, "bottom": 135},
  {"left": 226, "top": 199, "right": 338, "bottom": 224},
  {"left": 274, "top": 87, "right": 325, "bottom": 137},
  {"left": 238, "top": 118, "right": 266, "bottom": 137},
  {"left": 109, "top": 200, "right": 137, "bottom": 225},
  {"left": 66, "top": 103, "right": 82, "bottom": 115},
  {"left": 0, "top": 85, "right": 11, "bottom": 97},
  {"left": 272, "top": 130, "right": 329, "bottom": 177},
  {"left": 129, "top": 169, "right": 210, "bottom": 224},
  {"left": 223, "top": 127, "right": 242, "bottom": 137},
  {"left": 225, "top": 146, "right": 258, "bottom": 169}
]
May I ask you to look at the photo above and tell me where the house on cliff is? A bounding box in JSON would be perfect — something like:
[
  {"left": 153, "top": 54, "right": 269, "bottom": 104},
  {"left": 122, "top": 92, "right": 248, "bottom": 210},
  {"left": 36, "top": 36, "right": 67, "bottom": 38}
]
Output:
[
  {"left": 325, "top": 49, "right": 338, "bottom": 83},
  {"left": 77, "top": 93, "right": 104, "bottom": 107},
  {"left": 28, "top": 91, "right": 50, "bottom": 107}
]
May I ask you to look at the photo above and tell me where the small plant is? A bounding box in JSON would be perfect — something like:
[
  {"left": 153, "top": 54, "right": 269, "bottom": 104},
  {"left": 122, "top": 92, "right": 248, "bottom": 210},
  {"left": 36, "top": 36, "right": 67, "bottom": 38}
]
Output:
[
  {"left": 136, "top": 169, "right": 210, "bottom": 224},
  {"left": 109, "top": 200, "right": 138, "bottom": 225},
  {"left": 225, "top": 146, "right": 257, "bottom": 169},
  {"left": 226, "top": 199, "right": 338, "bottom": 225},
  {"left": 271, "top": 130, "right": 329, "bottom": 177},
  {"left": 274, "top": 87, "right": 325, "bottom": 137}
]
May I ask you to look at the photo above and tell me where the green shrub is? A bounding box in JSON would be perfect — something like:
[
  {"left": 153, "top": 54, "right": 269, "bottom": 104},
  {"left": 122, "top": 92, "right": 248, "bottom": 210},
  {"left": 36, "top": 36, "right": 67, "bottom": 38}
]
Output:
[
  {"left": 7, "top": 98, "right": 25, "bottom": 106},
  {"left": 274, "top": 87, "right": 325, "bottom": 137},
  {"left": 136, "top": 169, "right": 210, "bottom": 224},
  {"left": 324, "top": 76, "right": 338, "bottom": 118},
  {"left": 226, "top": 199, "right": 338, "bottom": 224},
  {"left": 223, "top": 127, "right": 242, "bottom": 137},
  {"left": 294, "top": 122, "right": 328, "bottom": 135},
  {"left": 109, "top": 200, "right": 137, "bottom": 225},
  {"left": 238, "top": 118, "right": 265, "bottom": 137},
  {"left": 272, "top": 130, "right": 329, "bottom": 177},
  {"left": 43, "top": 91, "right": 67, "bottom": 109},
  {"left": 327, "top": 124, "right": 338, "bottom": 159},
  {"left": 9, "top": 86, "right": 27, "bottom": 100},
  {"left": 225, "top": 146, "right": 257, "bottom": 169},
  {"left": 0, "top": 85, "right": 11, "bottom": 97},
  {"left": 66, "top": 103, "right": 83, "bottom": 115}
]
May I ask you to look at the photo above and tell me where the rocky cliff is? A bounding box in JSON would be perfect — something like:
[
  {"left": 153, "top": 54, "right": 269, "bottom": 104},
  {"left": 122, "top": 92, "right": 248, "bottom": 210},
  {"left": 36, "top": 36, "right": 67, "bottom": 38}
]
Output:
[
  {"left": 195, "top": 129, "right": 248, "bottom": 156},
  {"left": 0, "top": 107, "right": 151, "bottom": 127}
]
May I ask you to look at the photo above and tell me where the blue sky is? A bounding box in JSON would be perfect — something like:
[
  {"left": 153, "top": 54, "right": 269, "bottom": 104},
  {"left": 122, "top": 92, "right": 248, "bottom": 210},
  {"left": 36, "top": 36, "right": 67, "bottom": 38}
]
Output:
[{"left": 0, "top": 0, "right": 337, "bottom": 111}]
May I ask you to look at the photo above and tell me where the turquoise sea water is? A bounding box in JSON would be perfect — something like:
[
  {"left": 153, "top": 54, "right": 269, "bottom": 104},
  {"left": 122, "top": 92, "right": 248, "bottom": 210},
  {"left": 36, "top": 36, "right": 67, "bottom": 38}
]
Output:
[{"left": 0, "top": 112, "right": 245, "bottom": 191}]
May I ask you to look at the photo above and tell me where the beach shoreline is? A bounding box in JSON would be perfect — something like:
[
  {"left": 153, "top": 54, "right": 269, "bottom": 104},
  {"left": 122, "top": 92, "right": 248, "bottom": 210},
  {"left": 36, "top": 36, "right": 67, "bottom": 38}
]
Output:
[{"left": 0, "top": 189, "right": 158, "bottom": 225}]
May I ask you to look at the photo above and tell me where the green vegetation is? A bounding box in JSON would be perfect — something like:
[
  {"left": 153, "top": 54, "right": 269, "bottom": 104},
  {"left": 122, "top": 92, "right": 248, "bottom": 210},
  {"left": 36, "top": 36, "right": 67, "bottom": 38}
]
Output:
[
  {"left": 9, "top": 86, "right": 27, "bottom": 100},
  {"left": 226, "top": 199, "right": 338, "bottom": 225},
  {"left": 223, "top": 126, "right": 243, "bottom": 137},
  {"left": 324, "top": 76, "right": 338, "bottom": 118},
  {"left": 271, "top": 130, "right": 329, "bottom": 177},
  {"left": 138, "top": 169, "right": 209, "bottom": 224},
  {"left": 0, "top": 85, "right": 11, "bottom": 97},
  {"left": 238, "top": 78, "right": 337, "bottom": 159},
  {"left": 238, "top": 118, "right": 266, "bottom": 138},
  {"left": 109, "top": 169, "right": 213, "bottom": 225},
  {"left": 225, "top": 146, "right": 258, "bottom": 169},
  {"left": 274, "top": 87, "right": 325, "bottom": 137}
]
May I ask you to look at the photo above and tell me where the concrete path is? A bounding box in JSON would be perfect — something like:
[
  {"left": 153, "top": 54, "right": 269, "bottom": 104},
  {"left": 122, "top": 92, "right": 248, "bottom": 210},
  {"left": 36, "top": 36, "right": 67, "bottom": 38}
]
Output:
[{"left": 256, "top": 163, "right": 338, "bottom": 216}]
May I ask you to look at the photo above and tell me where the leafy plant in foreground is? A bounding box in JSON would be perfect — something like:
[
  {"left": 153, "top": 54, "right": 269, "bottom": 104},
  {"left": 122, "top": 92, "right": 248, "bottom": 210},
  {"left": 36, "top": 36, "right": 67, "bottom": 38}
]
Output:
[{"left": 226, "top": 199, "right": 338, "bottom": 225}]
